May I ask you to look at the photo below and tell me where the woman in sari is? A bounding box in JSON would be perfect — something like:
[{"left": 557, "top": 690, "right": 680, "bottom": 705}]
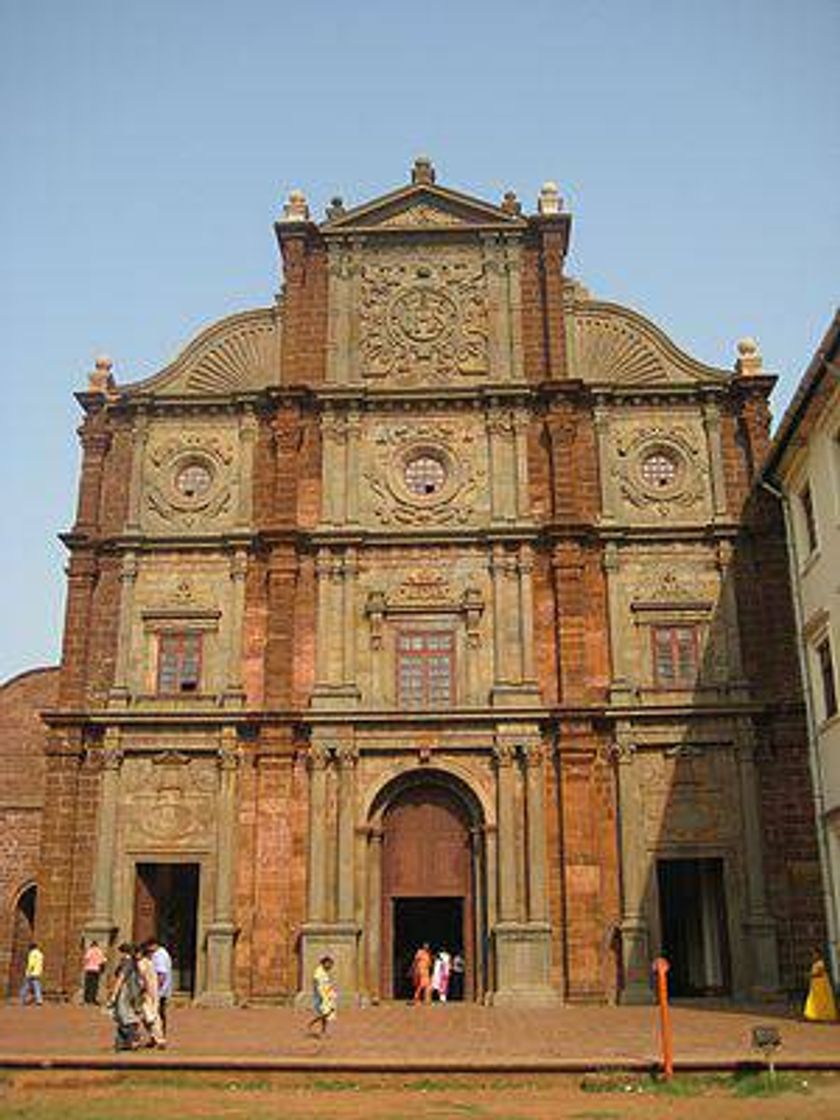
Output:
[{"left": 803, "top": 950, "right": 838, "bottom": 1022}]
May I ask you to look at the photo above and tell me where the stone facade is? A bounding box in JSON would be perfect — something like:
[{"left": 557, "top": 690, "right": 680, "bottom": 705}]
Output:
[{"left": 12, "top": 161, "right": 824, "bottom": 1005}]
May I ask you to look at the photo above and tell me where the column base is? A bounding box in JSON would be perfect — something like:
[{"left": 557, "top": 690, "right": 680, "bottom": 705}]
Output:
[
  {"left": 296, "top": 922, "right": 360, "bottom": 1008},
  {"left": 744, "top": 915, "right": 780, "bottom": 999},
  {"left": 310, "top": 685, "right": 362, "bottom": 711},
  {"left": 490, "top": 684, "right": 542, "bottom": 709},
  {"left": 619, "top": 918, "right": 654, "bottom": 1004},
  {"left": 490, "top": 922, "right": 560, "bottom": 1005},
  {"left": 201, "top": 920, "right": 237, "bottom": 1006}
]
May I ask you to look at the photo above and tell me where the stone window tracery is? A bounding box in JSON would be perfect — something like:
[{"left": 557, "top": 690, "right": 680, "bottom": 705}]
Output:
[
  {"left": 640, "top": 450, "right": 678, "bottom": 490},
  {"left": 403, "top": 454, "right": 447, "bottom": 496}
]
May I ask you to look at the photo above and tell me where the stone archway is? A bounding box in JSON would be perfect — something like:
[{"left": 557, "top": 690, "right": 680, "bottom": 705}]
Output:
[
  {"left": 367, "top": 770, "right": 486, "bottom": 1001},
  {"left": 8, "top": 883, "right": 36, "bottom": 998}
]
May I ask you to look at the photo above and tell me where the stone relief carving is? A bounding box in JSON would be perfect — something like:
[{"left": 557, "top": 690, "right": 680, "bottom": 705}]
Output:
[
  {"left": 376, "top": 203, "right": 469, "bottom": 228},
  {"left": 363, "top": 420, "right": 486, "bottom": 526},
  {"left": 120, "top": 754, "right": 217, "bottom": 847},
  {"left": 612, "top": 425, "right": 708, "bottom": 517},
  {"left": 638, "top": 750, "right": 734, "bottom": 845},
  {"left": 144, "top": 429, "right": 236, "bottom": 528},
  {"left": 358, "top": 246, "right": 489, "bottom": 383}
]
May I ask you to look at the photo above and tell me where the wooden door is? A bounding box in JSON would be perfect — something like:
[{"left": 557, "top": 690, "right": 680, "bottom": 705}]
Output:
[{"left": 381, "top": 785, "right": 473, "bottom": 997}]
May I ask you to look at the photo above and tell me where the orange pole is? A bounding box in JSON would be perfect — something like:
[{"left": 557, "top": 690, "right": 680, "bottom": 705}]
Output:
[{"left": 653, "top": 956, "right": 673, "bottom": 1079}]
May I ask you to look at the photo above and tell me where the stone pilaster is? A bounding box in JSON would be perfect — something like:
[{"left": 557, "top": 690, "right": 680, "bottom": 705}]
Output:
[
  {"left": 223, "top": 549, "right": 247, "bottom": 705},
  {"left": 84, "top": 731, "right": 122, "bottom": 948},
  {"left": 202, "top": 733, "right": 239, "bottom": 1005},
  {"left": 109, "top": 553, "right": 138, "bottom": 706},
  {"left": 491, "top": 734, "right": 556, "bottom": 1004},
  {"left": 613, "top": 733, "right": 653, "bottom": 1003},
  {"left": 735, "top": 719, "right": 780, "bottom": 997},
  {"left": 702, "top": 398, "right": 728, "bottom": 520}
]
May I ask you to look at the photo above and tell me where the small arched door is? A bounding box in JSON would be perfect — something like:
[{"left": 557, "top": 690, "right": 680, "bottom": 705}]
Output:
[{"left": 381, "top": 783, "right": 475, "bottom": 999}]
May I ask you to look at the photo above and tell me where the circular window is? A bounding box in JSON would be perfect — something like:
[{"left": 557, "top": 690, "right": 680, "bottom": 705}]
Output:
[
  {"left": 175, "top": 461, "right": 213, "bottom": 499},
  {"left": 640, "top": 451, "right": 679, "bottom": 490},
  {"left": 404, "top": 454, "right": 447, "bottom": 496}
]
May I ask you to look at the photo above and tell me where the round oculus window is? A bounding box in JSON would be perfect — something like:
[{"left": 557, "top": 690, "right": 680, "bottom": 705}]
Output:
[
  {"left": 404, "top": 454, "right": 447, "bottom": 496},
  {"left": 639, "top": 450, "right": 679, "bottom": 490},
  {"left": 175, "top": 461, "right": 213, "bottom": 499}
]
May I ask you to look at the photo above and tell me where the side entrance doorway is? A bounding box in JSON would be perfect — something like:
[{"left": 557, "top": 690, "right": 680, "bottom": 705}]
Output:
[
  {"left": 133, "top": 862, "right": 199, "bottom": 995},
  {"left": 381, "top": 781, "right": 477, "bottom": 1000},
  {"left": 657, "top": 857, "right": 731, "bottom": 997}
]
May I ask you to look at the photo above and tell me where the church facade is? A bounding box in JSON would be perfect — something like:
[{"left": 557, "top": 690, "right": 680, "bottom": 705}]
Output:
[{"left": 27, "top": 160, "right": 823, "bottom": 1005}]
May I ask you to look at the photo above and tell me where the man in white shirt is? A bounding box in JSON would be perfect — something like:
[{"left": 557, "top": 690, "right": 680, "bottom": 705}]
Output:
[{"left": 148, "top": 938, "right": 173, "bottom": 1037}]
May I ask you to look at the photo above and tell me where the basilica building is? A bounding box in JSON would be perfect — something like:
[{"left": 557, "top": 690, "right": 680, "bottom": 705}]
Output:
[{"left": 3, "top": 159, "right": 824, "bottom": 1005}]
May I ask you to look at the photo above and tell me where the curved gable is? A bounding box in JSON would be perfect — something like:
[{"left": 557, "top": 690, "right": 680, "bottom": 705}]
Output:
[
  {"left": 566, "top": 289, "right": 730, "bottom": 388},
  {"left": 124, "top": 306, "right": 282, "bottom": 397}
]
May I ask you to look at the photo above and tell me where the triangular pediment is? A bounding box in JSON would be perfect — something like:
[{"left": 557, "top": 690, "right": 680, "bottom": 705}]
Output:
[{"left": 321, "top": 183, "right": 525, "bottom": 234}]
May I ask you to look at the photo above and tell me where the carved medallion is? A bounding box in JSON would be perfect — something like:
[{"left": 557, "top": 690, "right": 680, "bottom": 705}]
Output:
[
  {"left": 357, "top": 246, "right": 489, "bottom": 384},
  {"left": 144, "top": 430, "right": 236, "bottom": 528},
  {"left": 613, "top": 425, "right": 708, "bottom": 517}
]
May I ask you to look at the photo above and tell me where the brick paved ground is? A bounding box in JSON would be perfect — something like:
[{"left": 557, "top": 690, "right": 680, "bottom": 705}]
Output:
[{"left": 0, "top": 1001, "right": 838, "bottom": 1069}]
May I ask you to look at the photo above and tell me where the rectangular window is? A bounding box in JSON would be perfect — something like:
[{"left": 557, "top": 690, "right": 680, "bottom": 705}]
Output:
[
  {"left": 817, "top": 637, "right": 838, "bottom": 721},
  {"left": 157, "top": 632, "right": 202, "bottom": 694},
  {"left": 396, "top": 631, "right": 454, "bottom": 709},
  {"left": 652, "top": 626, "right": 699, "bottom": 688},
  {"left": 801, "top": 484, "right": 819, "bottom": 554}
]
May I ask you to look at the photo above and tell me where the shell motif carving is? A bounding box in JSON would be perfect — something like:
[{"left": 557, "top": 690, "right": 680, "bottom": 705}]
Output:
[
  {"left": 573, "top": 314, "right": 665, "bottom": 384},
  {"left": 357, "top": 247, "right": 489, "bottom": 384},
  {"left": 185, "top": 320, "right": 277, "bottom": 393}
]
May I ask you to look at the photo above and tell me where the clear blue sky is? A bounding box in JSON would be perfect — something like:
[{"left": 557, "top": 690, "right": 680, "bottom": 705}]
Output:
[{"left": 1, "top": 0, "right": 838, "bottom": 681}]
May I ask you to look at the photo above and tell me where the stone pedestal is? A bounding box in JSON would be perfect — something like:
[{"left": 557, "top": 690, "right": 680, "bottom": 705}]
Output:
[
  {"left": 199, "top": 920, "right": 237, "bottom": 1006},
  {"left": 619, "top": 917, "right": 654, "bottom": 1004},
  {"left": 490, "top": 922, "right": 558, "bottom": 1004},
  {"left": 297, "top": 922, "right": 360, "bottom": 1007}
]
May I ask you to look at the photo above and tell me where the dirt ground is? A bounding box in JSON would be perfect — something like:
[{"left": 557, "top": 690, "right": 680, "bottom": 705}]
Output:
[{"left": 1, "top": 1071, "right": 840, "bottom": 1120}]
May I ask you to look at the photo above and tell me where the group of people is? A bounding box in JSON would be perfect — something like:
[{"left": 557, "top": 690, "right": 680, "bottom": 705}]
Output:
[
  {"left": 108, "top": 938, "right": 173, "bottom": 1051},
  {"left": 410, "top": 942, "right": 464, "bottom": 1004}
]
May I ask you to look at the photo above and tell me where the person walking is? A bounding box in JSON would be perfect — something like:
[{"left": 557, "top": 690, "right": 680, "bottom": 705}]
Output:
[
  {"left": 148, "top": 937, "right": 173, "bottom": 1037},
  {"left": 82, "top": 940, "right": 107, "bottom": 1005},
  {"left": 431, "top": 946, "right": 451, "bottom": 1002},
  {"left": 20, "top": 942, "right": 44, "bottom": 1006},
  {"left": 804, "top": 949, "right": 838, "bottom": 1022},
  {"left": 307, "top": 955, "right": 337, "bottom": 1037},
  {"left": 137, "top": 941, "right": 166, "bottom": 1048},
  {"left": 108, "top": 943, "right": 143, "bottom": 1051},
  {"left": 411, "top": 942, "right": 433, "bottom": 1004}
]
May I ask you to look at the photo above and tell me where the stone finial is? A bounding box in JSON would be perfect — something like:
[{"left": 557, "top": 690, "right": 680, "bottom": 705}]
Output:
[
  {"left": 538, "top": 181, "right": 562, "bottom": 216},
  {"left": 411, "top": 155, "right": 436, "bottom": 185},
  {"left": 325, "top": 196, "right": 346, "bottom": 220},
  {"left": 501, "top": 190, "right": 522, "bottom": 216},
  {"left": 279, "top": 188, "right": 310, "bottom": 223},
  {"left": 88, "top": 354, "right": 115, "bottom": 394},
  {"left": 735, "top": 337, "right": 763, "bottom": 375}
]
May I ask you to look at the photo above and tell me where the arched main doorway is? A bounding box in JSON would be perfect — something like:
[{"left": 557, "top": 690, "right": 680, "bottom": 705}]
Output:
[
  {"left": 379, "top": 775, "right": 483, "bottom": 1000},
  {"left": 8, "top": 884, "right": 37, "bottom": 998}
]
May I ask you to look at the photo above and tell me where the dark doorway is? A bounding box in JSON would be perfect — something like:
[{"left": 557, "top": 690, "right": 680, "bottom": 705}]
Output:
[
  {"left": 134, "top": 863, "right": 199, "bottom": 995},
  {"left": 392, "top": 897, "right": 464, "bottom": 999},
  {"left": 7, "top": 884, "right": 37, "bottom": 997},
  {"left": 657, "top": 857, "right": 731, "bottom": 997}
]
